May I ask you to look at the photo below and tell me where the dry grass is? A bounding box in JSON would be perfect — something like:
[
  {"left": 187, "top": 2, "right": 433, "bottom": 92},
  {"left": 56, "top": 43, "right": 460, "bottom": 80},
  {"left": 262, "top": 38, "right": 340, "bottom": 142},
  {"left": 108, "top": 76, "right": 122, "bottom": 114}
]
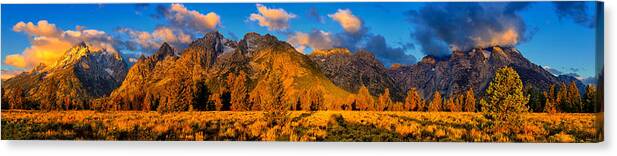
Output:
[{"left": 1, "top": 110, "right": 600, "bottom": 142}]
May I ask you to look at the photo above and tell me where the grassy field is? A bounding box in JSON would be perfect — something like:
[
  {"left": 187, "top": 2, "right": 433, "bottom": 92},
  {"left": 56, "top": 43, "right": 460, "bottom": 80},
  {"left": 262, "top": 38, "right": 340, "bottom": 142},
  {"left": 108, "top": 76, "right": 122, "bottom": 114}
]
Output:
[{"left": 0, "top": 110, "right": 601, "bottom": 142}]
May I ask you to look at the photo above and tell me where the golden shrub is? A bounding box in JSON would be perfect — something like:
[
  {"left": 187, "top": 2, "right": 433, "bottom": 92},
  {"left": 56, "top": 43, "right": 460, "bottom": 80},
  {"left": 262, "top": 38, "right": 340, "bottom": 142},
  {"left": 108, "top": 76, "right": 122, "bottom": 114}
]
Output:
[{"left": 0, "top": 110, "right": 599, "bottom": 142}]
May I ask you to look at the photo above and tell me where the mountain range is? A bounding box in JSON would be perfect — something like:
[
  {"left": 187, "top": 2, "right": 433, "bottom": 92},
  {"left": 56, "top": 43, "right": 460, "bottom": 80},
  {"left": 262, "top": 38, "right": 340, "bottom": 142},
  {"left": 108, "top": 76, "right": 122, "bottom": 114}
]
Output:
[
  {"left": 2, "top": 42, "right": 127, "bottom": 110},
  {"left": 1, "top": 32, "right": 585, "bottom": 110}
]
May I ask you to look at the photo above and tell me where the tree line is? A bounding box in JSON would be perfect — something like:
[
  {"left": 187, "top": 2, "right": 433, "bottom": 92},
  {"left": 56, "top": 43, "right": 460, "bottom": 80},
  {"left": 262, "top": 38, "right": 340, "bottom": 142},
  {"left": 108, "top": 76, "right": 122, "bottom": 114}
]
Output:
[{"left": 2, "top": 68, "right": 600, "bottom": 114}]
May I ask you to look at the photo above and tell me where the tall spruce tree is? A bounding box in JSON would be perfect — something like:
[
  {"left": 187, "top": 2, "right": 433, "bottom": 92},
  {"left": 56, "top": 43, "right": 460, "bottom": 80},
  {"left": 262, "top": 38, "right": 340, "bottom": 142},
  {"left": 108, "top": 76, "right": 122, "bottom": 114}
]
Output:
[
  {"left": 544, "top": 84, "right": 558, "bottom": 113},
  {"left": 568, "top": 81, "right": 582, "bottom": 113},
  {"left": 404, "top": 88, "right": 421, "bottom": 111},
  {"left": 377, "top": 88, "right": 392, "bottom": 111},
  {"left": 229, "top": 71, "right": 250, "bottom": 111},
  {"left": 429, "top": 91, "right": 442, "bottom": 112},
  {"left": 556, "top": 82, "right": 568, "bottom": 112},
  {"left": 582, "top": 85, "right": 597, "bottom": 113},
  {"left": 356, "top": 85, "right": 373, "bottom": 111},
  {"left": 464, "top": 88, "right": 476, "bottom": 112}
]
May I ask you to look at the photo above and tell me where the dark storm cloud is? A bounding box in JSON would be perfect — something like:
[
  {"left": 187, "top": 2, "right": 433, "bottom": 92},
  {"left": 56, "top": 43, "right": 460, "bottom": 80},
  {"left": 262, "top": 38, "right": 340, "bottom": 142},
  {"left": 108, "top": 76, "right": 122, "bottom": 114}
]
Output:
[
  {"left": 406, "top": 2, "right": 531, "bottom": 57},
  {"left": 553, "top": 2, "right": 596, "bottom": 28},
  {"left": 332, "top": 27, "right": 368, "bottom": 51},
  {"left": 363, "top": 35, "right": 417, "bottom": 65},
  {"left": 333, "top": 27, "right": 417, "bottom": 65}
]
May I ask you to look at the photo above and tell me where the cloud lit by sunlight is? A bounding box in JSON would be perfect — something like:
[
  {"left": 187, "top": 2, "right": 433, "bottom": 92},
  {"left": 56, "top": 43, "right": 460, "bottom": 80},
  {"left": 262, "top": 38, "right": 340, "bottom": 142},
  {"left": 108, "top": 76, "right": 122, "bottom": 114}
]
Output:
[{"left": 249, "top": 4, "right": 296, "bottom": 31}]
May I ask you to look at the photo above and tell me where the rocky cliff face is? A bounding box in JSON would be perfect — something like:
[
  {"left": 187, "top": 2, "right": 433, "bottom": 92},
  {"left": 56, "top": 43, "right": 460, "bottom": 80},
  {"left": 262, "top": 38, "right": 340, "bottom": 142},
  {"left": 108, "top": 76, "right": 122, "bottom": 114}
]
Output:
[
  {"left": 107, "top": 32, "right": 227, "bottom": 110},
  {"left": 2, "top": 42, "right": 128, "bottom": 109},
  {"left": 309, "top": 48, "right": 403, "bottom": 100},
  {"left": 247, "top": 34, "right": 352, "bottom": 106},
  {"left": 389, "top": 46, "right": 562, "bottom": 99},
  {"left": 109, "top": 32, "right": 350, "bottom": 111}
]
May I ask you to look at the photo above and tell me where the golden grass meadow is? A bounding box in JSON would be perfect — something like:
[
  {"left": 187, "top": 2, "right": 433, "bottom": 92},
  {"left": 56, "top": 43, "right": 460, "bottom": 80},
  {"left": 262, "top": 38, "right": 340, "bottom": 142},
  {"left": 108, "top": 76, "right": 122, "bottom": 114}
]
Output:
[{"left": 1, "top": 110, "right": 600, "bottom": 142}]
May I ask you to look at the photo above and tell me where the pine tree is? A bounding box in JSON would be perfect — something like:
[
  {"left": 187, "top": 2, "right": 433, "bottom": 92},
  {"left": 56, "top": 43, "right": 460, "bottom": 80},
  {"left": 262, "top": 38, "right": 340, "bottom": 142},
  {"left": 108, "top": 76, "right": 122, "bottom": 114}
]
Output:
[
  {"left": 464, "top": 88, "right": 476, "bottom": 112},
  {"left": 300, "top": 88, "right": 324, "bottom": 111},
  {"left": 266, "top": 72, "right": 287, "bottom": 113},
  {"left": 429, "top": 91, "right": 442, "bottom": 112},
  {"left": 156, "top": 78, "right": 194, "bottom": 113},
  {"left": 525, "top": 87, "right": 544, "bottom": 112},
  {"left": 404, "top": 88, "right": 421, "bottom": 111},
  {"left": 544, "top": 84, "right": 557, "bottom": 113},
  {"left": 143, "top": 91, "right": 154, "bottom": 111},
  {"left": 249, "top": 89, "right": 263, "bottom": 111},
  {"left": 211, "top": 92, "right": 225, "bottom": 111},
  {"left": 356, "top": 85, "right": 373, "bottom": 111},
  {"left": 264, "top": 72, "right": 288, "bottom": 125},
  {"left": 6, "top": 88, "right": 25, "bottom": 110},
  {"left": 481, "top": 66, "right": 529, "bottom": 122},
  {"left": 568, "top": 81, "right": 582, "bottom": 113},
  {"left": 446, "top": 96, "right": 455, "bottom": 112},
  {"left": 229, "top": 72, "right": 250, "bottom": 111},
  {"left": 556, "top": 82, "right": 568, "bottom": 112},
  {"left": 312, "top": 88, "right": 325, "bottom": 111},
  {"left": 1, "top": 88, "right": 7, "bottom": 110},
  {"left": 453, "top": 94, "right": 464, "bottom": 112},
  {"left": 543, "top": 91, "right": 557, "bottom": 114},
  {"left": 299, "top": 89, "right": 311, "bottom": 111},
  {"left": 377, "top": 88, "right": 392, "bottom": 111},
  {"left": 582, "top": 85, "right": 597, "bottom": 113},
  {"left": 417, "top": 98, "right": 426, "bottom": 112},
  {"left": 190, "top": 80, "right": 209, "bottom": 111}
]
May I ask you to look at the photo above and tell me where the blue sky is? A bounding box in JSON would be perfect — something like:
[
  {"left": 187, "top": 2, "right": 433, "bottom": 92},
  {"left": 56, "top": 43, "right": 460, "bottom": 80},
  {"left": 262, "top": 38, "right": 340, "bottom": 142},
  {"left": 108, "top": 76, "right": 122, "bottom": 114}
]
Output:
[{"left": 0, "top": 2, "right": 601, "bottom": 78}]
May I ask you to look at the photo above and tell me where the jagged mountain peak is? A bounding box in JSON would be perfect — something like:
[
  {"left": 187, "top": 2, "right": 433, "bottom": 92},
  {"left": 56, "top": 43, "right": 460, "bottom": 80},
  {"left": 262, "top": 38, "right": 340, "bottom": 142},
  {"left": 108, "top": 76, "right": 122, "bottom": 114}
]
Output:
[
  {"left": 239, "top": 32, "right": 281, "bottom": 54},
  {"left": 204, "top": 31, "right": 224, "bottom": 40},
  {"left": 2, "top": 41, "right": 129, "bottom": 109},
  {"left": 47, "top": 42, "right": 124, "bottom": 70},
  {"left": 68, "top": 41, "right": 91, "bottom": 54},
  {"left": 242, "top": 32, "right": 278, "bottom": 42},
  {"left": 160, "top": 42, "right": 172, "bottom": 49},
  {"left": 48, "top": 42, "right": 93, "bottom": 69},
  {"left": 419, "top": 46, "right": 522, "bottom": 64},
  {"left": 390, "top": 46, "right": 560, "bottom": 99},
  {"left": 108, "top": 31, "right": 351, "bottom": 111},
  {"left": 185, "top": 31, "right": 228, "bottom": 52},
  {"left": 178, "top": 31, "right": 239, "bottom": 68},
  {"left": 308, "top": 48, "right": 403, "bottom": 100},
  {"left": 151, "top": 42, "right": 175, "bottom": 61},
  {"left": 77, "top": 41, "right": 88, "bottom": 48}
]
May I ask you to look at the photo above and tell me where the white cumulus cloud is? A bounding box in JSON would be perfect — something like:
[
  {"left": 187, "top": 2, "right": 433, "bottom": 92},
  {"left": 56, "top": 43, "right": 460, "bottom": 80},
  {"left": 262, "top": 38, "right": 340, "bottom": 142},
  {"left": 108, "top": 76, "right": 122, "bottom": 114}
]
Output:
[
  {"left": 167, "top": 3, "right": 221, "bottom": 33},
  {"left": 328, "top": 9, "right": 362, "bottom": 34},
  {"left": 249, "top": 4, "right": 296, "bottom": 31},
  {"left": 288, "top": 30, "right": 337, "bottom": 53}
]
